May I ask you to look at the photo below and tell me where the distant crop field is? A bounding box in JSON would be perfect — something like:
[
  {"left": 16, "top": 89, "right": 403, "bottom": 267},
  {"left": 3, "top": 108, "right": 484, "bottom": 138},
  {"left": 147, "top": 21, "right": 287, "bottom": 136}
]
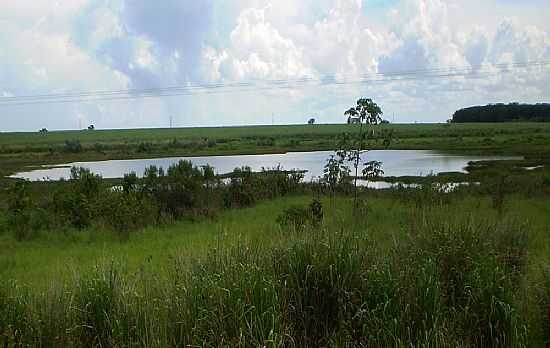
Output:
[
  {"left": 2, "top": 122, "right": 550, "bottom": 146},
  {"left": 0, "top": 124, "right": 348, "bottom": 146},
  {"left": 1, "top": 122, "right": 550, "bottom": 178}
]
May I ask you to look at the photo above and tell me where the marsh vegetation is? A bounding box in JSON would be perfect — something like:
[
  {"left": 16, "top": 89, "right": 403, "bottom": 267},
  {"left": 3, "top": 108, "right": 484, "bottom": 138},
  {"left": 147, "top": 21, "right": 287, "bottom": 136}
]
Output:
[{"left": 1, "top": 118, "right": 550, "bottom": 346}]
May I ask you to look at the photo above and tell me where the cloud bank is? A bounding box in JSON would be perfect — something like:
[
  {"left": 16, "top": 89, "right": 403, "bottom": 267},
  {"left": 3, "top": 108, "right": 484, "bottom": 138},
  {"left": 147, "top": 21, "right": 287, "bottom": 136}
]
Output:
[{"left": 0, "top": 0, "right": 549, "bottom": 131}]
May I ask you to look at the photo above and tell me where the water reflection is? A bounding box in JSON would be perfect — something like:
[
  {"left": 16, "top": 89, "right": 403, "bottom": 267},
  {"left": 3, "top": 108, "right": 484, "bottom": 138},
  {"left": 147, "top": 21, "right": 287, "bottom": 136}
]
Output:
[{"left": 10, "top": 150, "right": 522, "bottom": 182}]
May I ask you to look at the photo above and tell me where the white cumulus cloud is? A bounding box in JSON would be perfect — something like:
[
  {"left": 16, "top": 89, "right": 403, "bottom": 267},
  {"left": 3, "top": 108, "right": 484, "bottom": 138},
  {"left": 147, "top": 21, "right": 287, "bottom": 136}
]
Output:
[{"left": 1, "top": 0, "right": 549, "bottom": 131}]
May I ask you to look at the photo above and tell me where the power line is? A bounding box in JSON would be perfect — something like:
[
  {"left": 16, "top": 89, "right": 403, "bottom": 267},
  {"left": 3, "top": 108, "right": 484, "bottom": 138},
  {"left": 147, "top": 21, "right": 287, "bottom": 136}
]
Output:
[
  {"left": 0, "top": 60, "right": 549, "bottom": 107},
  {"left": 1, "top": 66, "right": 545, "bottom": 107},
  {"left": 2, "top": 60, "right": 548, "bottom": 103},
  {"left": 4, "top": 59, "right": 548, "bottom": 101}
]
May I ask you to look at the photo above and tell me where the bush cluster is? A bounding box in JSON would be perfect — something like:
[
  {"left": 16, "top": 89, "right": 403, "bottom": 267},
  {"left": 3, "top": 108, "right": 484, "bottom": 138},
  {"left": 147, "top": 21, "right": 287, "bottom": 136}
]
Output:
[
  {"left": 5, "top": 162, "right": 307, "bottom": 239},
  {"left": 63, "top": 139, "right": 83, "bottom": 153},
  {"left": 276, "top": 199, "right": 324, "bottom": 231}
]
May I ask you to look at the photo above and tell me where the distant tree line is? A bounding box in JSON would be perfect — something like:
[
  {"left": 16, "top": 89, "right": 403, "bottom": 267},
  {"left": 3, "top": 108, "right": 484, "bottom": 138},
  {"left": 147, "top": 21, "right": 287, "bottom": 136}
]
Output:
[{"left": 452, "top": 103, "right": 550, "bottom": 123}]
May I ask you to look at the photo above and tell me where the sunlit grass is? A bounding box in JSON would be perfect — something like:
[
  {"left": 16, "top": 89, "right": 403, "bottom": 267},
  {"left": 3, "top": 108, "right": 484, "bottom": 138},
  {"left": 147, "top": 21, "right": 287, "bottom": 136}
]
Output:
[{"left": 2, "top": 185, "right": 550, "bottom": 345}]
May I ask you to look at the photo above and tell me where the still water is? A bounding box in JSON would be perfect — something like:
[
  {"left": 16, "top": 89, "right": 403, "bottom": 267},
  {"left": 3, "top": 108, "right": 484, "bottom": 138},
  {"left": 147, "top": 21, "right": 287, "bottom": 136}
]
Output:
[{"left": 10, "top": 150, "right": 521, "bottom": 182}]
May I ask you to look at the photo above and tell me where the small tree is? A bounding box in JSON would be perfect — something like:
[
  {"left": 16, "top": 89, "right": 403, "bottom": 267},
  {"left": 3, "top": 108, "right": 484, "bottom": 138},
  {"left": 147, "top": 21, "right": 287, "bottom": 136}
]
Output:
[
  {"left": 323, "top": 154, "right": 350, "bottom": 198},
  {"left": 335, "top": 98, "right": 390, "bottom": 209},
  {"left": 122, "top": 172, "right": 138, "bottom": 194},
  {"left": 363, "top": 160, "right": 384, "bottom": 179}
]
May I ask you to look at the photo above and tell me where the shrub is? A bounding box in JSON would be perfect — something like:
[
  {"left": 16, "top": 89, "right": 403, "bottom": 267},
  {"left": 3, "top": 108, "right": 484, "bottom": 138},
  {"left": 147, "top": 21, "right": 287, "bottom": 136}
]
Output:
[
  {"left": 183, "top": 139, "right": 206, "bottom": 151},
  {"left": 93, "top": 143, "right": 105, "bottom": 153},
  {"left": 168, "top": 138, "right": 181, "bottom": 148},
  {"left": 6, "top": 181, "right": 35, "bottom": 240},
  {"left": 64, "top": 139, "right": 83, "bottom": 153},
  {"left": 287, "top": 139, "right": 301, "bottom": 147},
  {"left": 141, "top": 165, "right": 164, "bottom": 196},
  {"left": 53, "top": 167, "right": 103, "bottom": 229},
  {"left": 99, "top": 191, "right": 158, "bottom": 237},
  {"left": 224, "top": 167, "right": 256, "bottom": 208},
  {"left": 5, "top": 181, "right": 55, "bottom": 239},
  {"left": 276, "top": 199, "right": 323, "bottom": 231},
  {"left": 137, "top": 161, "right": 214, "bottom": 220},
  {"left": 276, "top": 205, "right": 310, "bottom": 231},
  {"left": 53, "top": 190, "right": 94, "bottom": 229},
  {"left": 28, "top": 208, "right": 53, "bottom": 233},
  {"left": 164, "top": 160, "right": 204, "bottom": 217},
  {"left": 136, "top": 142, "right": 153, "bottom": 153},
  {"left": 255, "top": 167, "right": 305, "bottom": 198},
  {"left": 206, "top": 138, "right": 217, "bottom": 148},
  {"left": 121, "top": 172, "right": 138, "bottom": 194},
  {"left": 410, "top": 182, "right": 451, "bottom": 209},
  {"left": 70, "top": 167, "right": 102, "bottom": 198},
  {"left": 256, "top": 137, "right": 275, "bottom": 147}
]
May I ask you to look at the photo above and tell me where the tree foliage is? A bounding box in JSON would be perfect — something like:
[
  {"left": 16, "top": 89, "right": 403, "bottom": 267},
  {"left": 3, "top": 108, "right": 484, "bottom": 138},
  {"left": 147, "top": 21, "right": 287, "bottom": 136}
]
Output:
[
  {"left": 452, "top": 103, "right": 550, "bottom": 123},
  {"left": 336, "top": 98, "right": 389, "bottom": 208},
  {"left": 323, "top": 155, "right": 351, "bottom": 194}
]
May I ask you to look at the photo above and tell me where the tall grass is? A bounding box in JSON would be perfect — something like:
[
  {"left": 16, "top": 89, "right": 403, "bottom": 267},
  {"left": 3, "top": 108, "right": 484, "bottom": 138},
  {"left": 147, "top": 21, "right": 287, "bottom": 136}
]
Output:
[
  {"left": 540, "top": 267, "right": 550, "bottom": 347},
  {"left": 0, "top": 215, "right": 533, "bottom": 347}
]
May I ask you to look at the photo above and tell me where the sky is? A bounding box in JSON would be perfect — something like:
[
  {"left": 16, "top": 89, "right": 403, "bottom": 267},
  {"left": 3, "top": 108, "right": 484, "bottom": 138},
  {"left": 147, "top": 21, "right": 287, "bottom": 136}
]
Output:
[{"left": 0, "top": 0, "right": 549, "bottom": 131}]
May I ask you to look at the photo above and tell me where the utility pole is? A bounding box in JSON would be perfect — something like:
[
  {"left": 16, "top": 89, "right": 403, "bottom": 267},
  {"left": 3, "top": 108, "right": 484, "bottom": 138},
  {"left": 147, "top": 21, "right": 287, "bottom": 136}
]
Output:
[
  {"left": 170, "top": 115, "right": 173, "bottom": 128},
  {"left": 271, "top": 112, "right": 274, "bottom": 126}
]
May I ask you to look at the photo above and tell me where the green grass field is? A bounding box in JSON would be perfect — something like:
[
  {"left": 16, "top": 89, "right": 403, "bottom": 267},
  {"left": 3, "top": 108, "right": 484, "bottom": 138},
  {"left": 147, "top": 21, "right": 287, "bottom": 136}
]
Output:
[
  {"left": 2, "top": 122, "right": 550, "bottom": 345},
  {"left": 2, "top": 122, "right": 550, "bottom": 178},
  {"left": 1, "top": 191, "right": 549, "bottom": 287},
  {"left": 2, "top": 190, "right": 550, "bottom": 346},
  {"left": 2, "top": 123, "right": 550, "bottom": 148}
]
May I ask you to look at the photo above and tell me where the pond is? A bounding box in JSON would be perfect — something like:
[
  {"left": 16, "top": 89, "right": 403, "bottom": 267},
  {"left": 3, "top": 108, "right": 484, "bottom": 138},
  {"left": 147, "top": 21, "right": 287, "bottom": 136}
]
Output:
[{"left": 9, "top": 150, "right": 522, "bottom": 182}]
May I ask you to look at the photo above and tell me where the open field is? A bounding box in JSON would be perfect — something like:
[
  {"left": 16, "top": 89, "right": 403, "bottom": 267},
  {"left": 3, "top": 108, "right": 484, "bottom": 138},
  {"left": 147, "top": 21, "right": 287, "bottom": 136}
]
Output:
[
  {"left": 2, "top": 123, "right": 550, "bottom": 149},
  {"left": 1, "top": 0, "right": 549, "bottom": 343},
  {"left": 1, "top": 188, "right": 550, "bottom": 288},
  {"left": 2, "top": 122, "right": 550, "bottom": 346},
  {"left": 2, "top": 122, "right": 550, "bottom": 178},
  {"left": 2, "top": 188, "right": 550, "bottom": 346}
]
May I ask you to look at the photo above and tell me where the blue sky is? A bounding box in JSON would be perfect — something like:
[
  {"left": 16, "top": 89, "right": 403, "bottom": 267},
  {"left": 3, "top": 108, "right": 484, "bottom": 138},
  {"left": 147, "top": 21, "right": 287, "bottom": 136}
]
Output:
[{"left": 0, "top": 0, "right": 549, "bottom": 131}]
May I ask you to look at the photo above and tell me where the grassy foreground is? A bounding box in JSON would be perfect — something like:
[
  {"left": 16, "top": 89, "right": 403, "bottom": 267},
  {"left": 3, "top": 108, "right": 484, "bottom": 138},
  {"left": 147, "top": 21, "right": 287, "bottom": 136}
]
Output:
[
  {"left": 2, "top": 122, "right": 550, "bottom": 346},
  {"left": 1, "top": 189, "right": 550, "bottom": 346}
]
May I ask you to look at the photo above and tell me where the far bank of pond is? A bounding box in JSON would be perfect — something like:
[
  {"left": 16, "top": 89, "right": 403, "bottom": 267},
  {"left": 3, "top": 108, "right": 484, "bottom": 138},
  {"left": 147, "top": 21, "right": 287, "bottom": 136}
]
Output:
[{"left": 10, "top": 150, "right": 522, "bottom": 182}]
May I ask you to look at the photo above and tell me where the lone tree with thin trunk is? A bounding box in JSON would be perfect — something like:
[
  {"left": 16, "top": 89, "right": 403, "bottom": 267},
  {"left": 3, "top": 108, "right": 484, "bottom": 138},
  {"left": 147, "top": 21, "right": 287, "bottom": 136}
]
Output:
[{"left": 338, "top": 98, "right": 389, "bottom": 209}]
